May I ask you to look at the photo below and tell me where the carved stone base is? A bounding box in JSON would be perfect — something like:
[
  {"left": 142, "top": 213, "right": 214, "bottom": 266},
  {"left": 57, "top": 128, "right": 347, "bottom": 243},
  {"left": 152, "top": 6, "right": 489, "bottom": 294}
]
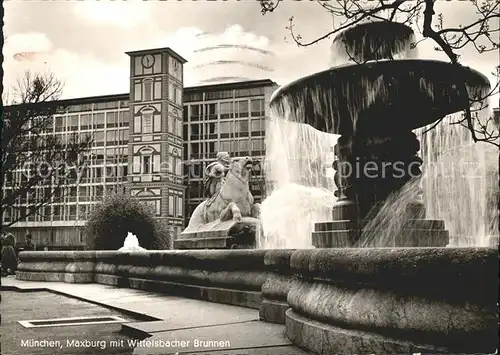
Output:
[
  {"left": 312, "top": 220, "right": 449, "bottom": 247},
  {"left": 174, "top": 217, "right": 260, "bottom": 249}
]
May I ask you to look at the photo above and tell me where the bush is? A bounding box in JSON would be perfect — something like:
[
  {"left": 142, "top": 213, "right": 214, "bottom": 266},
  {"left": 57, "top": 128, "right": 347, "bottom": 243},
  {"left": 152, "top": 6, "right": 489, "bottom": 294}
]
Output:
[{"left": 85, "top": 194, "right": 171, "bottom": 250}]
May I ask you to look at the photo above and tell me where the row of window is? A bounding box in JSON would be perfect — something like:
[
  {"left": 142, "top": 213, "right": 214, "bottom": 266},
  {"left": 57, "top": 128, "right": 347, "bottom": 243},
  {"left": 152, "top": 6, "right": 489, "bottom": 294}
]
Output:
[
  {"left": 3, "top": 195, "right": 184, "bottom": 222},
  {"left": 66, "top": 101, "right": 129, "bottom": 113},
  {"left": 55, "top": 111, "right": 129, "bottom": 131},
  {"left": 188, "top": 118, "right": 265, "bottom": 138},
  {"left": 184, "top": 87, "right": 266, "bottom": 102},
  {"left": 189, "top": 138, "right": 265, "bottom": 156},
  {"left": 132, "top": 113, "right": 183, "bottom": 136},
  {"left": 133, "top": 79, "right": 183, "bottom": 106},
  {"left": 131, "top": 155, "right": 183, "bottom": 176},
  {"left": 186, "top": 99, "right": 265, "bottom": 121}
]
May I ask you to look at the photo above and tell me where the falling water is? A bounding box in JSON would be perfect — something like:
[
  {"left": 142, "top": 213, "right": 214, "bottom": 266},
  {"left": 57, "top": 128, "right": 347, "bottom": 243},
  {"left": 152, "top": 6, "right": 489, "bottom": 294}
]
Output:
[
  {"left": 417, "top": 110, "right": 499, "bottom": 247},
  {"left": 260, "top": 114, "right": 337, "bottom": 249},
  {"left": 357, "top": 179, "right": 423, "bottom": 247}
]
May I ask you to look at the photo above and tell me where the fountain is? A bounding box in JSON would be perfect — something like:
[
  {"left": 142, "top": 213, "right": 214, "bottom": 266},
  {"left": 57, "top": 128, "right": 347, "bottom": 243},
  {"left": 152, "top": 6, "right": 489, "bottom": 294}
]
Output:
[
  {"left": 118, "top": 232, "right": 146, "bottom": 251},
  {"left": 257, "top": 20, "right": 498, "bottom": 354},
  {"left": 268, "top": 21, "right": 491, "bottom": 248}
]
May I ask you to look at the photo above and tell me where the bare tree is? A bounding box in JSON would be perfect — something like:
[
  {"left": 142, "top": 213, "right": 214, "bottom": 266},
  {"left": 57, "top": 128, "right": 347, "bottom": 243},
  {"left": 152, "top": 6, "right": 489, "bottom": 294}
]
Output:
[
  {"left": 1, "top": 71, "right": 93, "bottom": 227},
  {"left": 260, "top": 0, "right": 500, "bottom": 146}
]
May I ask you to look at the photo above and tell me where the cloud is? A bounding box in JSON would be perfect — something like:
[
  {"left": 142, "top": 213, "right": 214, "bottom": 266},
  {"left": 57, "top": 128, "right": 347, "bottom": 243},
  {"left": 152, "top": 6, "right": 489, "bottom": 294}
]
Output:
[
  {"left": 151, "top": 25, "right": 279, "bottom": 85},
  {"left": 4, "top": 32, "right": 53, "bottom": 54},
  {"left": 3, "top": 32, "right": 128, "bottom": 99},
  {"left": 3, "top": 0, "right": 497, "bottom": 105},
  {"left": 73, "top": 1, "right": 151, "bottom": 28}
]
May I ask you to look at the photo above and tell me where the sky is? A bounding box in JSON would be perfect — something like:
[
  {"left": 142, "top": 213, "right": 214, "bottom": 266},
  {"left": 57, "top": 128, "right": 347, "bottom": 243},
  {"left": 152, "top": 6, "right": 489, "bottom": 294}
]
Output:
[{"left": 3, "top": 0, "right": 499, "bottom": 103}]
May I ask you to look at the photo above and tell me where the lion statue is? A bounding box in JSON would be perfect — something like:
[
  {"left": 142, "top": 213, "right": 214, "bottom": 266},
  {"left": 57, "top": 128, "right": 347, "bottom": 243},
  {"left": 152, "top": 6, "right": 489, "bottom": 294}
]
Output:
[{"left": 187, "top": 156, "right": 261, "bottom": 228}]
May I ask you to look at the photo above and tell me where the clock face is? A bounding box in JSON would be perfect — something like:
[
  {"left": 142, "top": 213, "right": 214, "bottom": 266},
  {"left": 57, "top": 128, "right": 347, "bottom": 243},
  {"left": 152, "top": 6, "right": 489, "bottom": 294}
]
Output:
[
  {"left": 172, "top": 60, "right": 179, "bottom": 71},
  {"left": 142, "top": 54, "right": 155, "bottom": 68}
]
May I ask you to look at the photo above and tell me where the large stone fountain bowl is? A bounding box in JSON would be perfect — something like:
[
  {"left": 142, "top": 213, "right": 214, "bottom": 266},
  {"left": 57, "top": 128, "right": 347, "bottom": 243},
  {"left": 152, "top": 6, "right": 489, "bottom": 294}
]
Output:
[{"left": 270, "top": 59, "right": 490, "bottom": 136}]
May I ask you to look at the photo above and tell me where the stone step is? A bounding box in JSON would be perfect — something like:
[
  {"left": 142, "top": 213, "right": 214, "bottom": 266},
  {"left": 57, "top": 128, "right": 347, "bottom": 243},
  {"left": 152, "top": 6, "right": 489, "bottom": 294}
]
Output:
[
  {"left": 314, "top": 219, "right": 445, "bottom": 232},
  {"left": 312, "top": 229, "right": 449, "bottom": 248}
]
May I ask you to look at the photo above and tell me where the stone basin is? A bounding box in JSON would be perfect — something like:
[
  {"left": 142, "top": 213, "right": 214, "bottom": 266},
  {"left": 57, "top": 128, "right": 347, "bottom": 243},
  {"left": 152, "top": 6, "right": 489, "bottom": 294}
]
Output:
[{"left": 270, "top": 59, "right": 490, "bottom": 135}]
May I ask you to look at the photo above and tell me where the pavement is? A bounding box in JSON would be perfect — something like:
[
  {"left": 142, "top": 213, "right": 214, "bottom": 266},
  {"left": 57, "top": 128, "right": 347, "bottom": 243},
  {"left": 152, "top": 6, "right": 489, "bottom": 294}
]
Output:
[{"left": 1, "top": 277, "right": 310, "bottom": 355}]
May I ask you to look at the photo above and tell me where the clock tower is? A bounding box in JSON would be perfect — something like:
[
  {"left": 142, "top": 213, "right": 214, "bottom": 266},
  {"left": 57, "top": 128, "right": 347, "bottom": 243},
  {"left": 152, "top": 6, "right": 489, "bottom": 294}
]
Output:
[{"left": 125, "top": 47, "right": 187, "bottom": 247}]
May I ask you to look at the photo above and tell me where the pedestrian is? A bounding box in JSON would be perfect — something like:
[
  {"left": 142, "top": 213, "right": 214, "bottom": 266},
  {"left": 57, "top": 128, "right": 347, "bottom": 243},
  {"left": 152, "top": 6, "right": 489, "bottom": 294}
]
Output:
[
  {"left": 1, "top": 234, "right": 18, "bottom": 276},
  {"left": 24, "top": 233, "right": 36, "bottom": 251}
]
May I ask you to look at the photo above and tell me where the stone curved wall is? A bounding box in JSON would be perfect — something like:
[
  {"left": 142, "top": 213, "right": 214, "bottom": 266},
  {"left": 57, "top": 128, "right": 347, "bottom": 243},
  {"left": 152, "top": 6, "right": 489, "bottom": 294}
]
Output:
[
  {"left": 286, "top": 248, "right": 498, "bottom": 354},
  {"left": 17, "top": 250, "right": 270, "bottom": 309},
  {"left": 16, "top": 247, "right": 498, "bottom": 353}
]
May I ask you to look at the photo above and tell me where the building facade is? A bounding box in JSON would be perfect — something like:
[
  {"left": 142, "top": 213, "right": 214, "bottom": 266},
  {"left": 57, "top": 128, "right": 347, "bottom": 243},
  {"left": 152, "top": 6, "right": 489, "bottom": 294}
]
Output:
[{"left": 2, "top": 47, "right": 278, "bottom": 249}]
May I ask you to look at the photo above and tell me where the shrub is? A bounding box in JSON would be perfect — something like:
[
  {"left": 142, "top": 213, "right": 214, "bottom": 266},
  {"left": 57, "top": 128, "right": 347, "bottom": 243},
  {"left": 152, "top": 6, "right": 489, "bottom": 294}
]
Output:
[{"left": 85, "top": 194, "right": 171, "bottom": 250}]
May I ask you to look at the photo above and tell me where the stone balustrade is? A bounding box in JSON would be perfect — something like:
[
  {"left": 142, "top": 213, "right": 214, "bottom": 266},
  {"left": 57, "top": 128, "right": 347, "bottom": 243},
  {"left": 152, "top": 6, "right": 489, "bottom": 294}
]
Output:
[{"left": 16, "top": 247, "right": 498, "bottom": 354}]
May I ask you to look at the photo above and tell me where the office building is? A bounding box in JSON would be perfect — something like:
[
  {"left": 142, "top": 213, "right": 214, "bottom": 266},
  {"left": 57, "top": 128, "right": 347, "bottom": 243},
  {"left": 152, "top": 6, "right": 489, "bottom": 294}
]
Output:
[{"left": 2, "top": 47, "right": 278, "bottom": 249}]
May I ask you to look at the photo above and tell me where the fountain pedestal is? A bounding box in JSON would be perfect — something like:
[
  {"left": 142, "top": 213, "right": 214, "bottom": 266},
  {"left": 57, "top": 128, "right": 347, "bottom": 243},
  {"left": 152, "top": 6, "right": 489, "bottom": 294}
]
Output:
[{"left": 312, "top": 131, "right": 449, "bottom": 247}]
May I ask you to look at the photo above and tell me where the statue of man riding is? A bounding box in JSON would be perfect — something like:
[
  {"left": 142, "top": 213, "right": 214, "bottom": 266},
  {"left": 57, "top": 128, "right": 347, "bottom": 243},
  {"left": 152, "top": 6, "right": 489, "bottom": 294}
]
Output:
[
  {"left": 179, "top": 151, "right": 262, "bottom": 249},
  {"left": 204, "top": 151, "right": 232, "bottom": 198}
]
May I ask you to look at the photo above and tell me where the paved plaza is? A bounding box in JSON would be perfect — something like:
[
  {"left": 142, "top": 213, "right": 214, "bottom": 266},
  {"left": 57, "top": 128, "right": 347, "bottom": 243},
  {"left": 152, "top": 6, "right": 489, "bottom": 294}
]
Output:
[{"left": 1, "top": 277, "right": 310, "bottom": 355}]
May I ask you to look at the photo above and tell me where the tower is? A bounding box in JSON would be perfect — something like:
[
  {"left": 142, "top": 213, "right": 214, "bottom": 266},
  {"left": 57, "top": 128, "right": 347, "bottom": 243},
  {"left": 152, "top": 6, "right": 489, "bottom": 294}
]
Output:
[{"left": 126, "top": 48, "right": 187, "bottom": 246}]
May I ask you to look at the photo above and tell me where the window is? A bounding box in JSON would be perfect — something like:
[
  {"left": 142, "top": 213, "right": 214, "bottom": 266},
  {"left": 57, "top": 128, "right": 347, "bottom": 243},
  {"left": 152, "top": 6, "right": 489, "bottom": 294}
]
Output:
[
  {"left": 94, "top": 113, "right": 105, "bottom": 129},
  {"left": 55, "top": 116, "right": 64, "bottom": 132},
  {"left": 237, "top": 139, "right": 249, "bottom": 153},
  {"left": 206, "top": 103, "right": 217, "bottom": 119},
  {"left": 153, "top": 155, "right": 161, "bottom": 173},
  {"left": 250, "top": 99, "right": 265, "bottom": 117},
  {"left": 220, "top": 102, "right": 233, "bottom": 119},
  {"left": 190, "top": 105, "right": 201, "bottom": 121},
  {"left": 134, "top": 57, "right": 142, "bottom": 76},
  {"left": 80, "top": 114, "right": 91, "bottom": 129},
  {"left": 176, "top": 87, "right": 182, "bottom": 105},
  {"left": 206, "top": 123, "right": 216, "bottom": 135},
  {"left": 143, "top": 156, "right": 151, "bottom": 174},
  {"left": 107, "top": 112, "right": 117, "bottom": 128},
  {"left": 155, "top": 200, "right": 161, "bottom": 216},
  {"left": 133, "top": 156, "right": 141, "bottom": 173},
  {"left": 143, "top": 79, "right": 153, "bottom": 101},
  {"left": 251, "top": 138, "right": 264, "bottom": 152},
  {"left": 176, "top": 119, "right": 183, "bottom": 137},
  {"left": 106, "top": 130, "right": 116, "bottom": 145},
  {"left": 154, "top": 81, "right": 162, "bottom": 100},
  {"left": 220, "top": 122, "right": 231, "bottom": 134},
  {"left": 177, "top": 196, "right": 183, "bottom": 217},
  {"left": 237, "top": 100, "right": 249, "bottom": 118},
  {"left": 168, "top": 83, "right": 175, "bottom": 102},
  {"left": 143, "top": 112, "right": 153, "bottom": 134},
  {"left": 118, "top": 111, "right": 128, "bottom": 127},
  {"left": 95, "top": 131, "right": 105, "bottom": 146},
  {"left": 69, "top": 205, "right": 77, "bottom": 219},
  {"left": 169, "top": 195, "right": 174, "bottom": 215},
  {"left": 239, "top": 120, "right": 249, "bottom": 132},
  {"left": 169, "top": 156, "right": 174, "bottom": 173},
  {"left": 122, "top": 129, "right": 129, "bottom": 142},
  {"left": 69, "top": 115, "right": 79, "bottom": 131},
  {"left": 251, "top": 118, "right": 263, "bottom": 132},
  {"left": 53, "top": 205, "right": 61, "bottom": 220},
  {"left": 191, "top": 123, "right": 200, "bottom": 137},
  {"left": 154, "top": 115, "right": 161, "bottom": 133},
  {"left": 219, "top": 140, "right": 231, "bottom": 152},
  {"left": 134, "top": 116, "right": 141, "bottom": 133}
]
